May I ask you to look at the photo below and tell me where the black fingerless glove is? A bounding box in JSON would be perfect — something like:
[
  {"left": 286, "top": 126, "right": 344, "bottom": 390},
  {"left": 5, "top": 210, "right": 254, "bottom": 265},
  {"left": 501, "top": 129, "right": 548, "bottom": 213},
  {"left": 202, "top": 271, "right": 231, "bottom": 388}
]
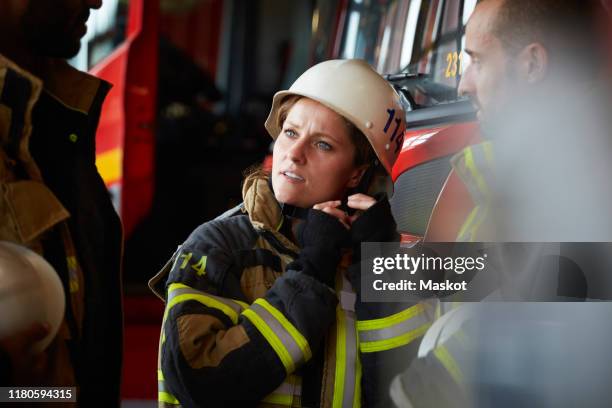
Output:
[
  {"left": 297, "top": 209, "right": 350, "bottom": 249},
  {"left": 351, "top": 194, "right": 399, "bottom": 245},
  {"left": 287, "top": 209, "right": 349, "bottom": 288}
]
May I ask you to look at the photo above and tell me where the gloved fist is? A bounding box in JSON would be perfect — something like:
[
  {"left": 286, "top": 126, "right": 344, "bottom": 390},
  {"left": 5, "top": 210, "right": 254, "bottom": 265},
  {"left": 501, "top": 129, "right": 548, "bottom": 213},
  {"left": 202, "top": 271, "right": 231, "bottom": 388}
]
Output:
[
  {"left": 296, "top": 206, "right": 350, "bottom": 250},
  {"left": 350, "top": 194, "right": 399, "bottom": 244}
]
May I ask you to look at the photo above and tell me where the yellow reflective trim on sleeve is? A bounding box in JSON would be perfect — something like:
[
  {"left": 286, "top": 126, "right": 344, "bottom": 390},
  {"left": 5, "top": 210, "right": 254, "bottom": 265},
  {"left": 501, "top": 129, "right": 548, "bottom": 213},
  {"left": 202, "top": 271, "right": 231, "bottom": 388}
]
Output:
[
  {"left": 168, "top": 282, "right": 192, "bottom": 292},
  {"left": 235, "top": 299, "right": 250, "bottom": 309},
  {"left": 457, "top": 206, "right": 478, "bottom": 241},
  {"left": 159, "top": 391, "right": 180, "bottom": 405},
  {"left": 356, "top": 303, "right": 425, "bottom": 331},
  {"left": 353, "top": 345, "right": 362, "bottom": 408},
  {"left": 242, "top": 308, "right": 295, "bottom": 373},
  {"left": 434, "top": 344, "right": 464, "bottom": 385},
  {"left": 359, "top": 323, "right": 431, "bottom": 353},
  {"left": 168, "top": 282, "right": 247, "bottom": 309},
  {"left": 158, "top": 369, "right": 164, "bottom": 381},
  {"left": 261, "top": 393, "right": 294, "bottom": 406},
  {"left": 469, "top": 205, "right": 489, "bottom": 243},
  {"left": 332, "top": 307, "right": 347, "bottom": 408},
  {"left": 165, "top": 293, "right": 238, "bottom": 324},
  {"left": 464, "top": 147, "right": 489, "bottom": 198},
  {"left": 254, "top": 298, "right": 312, "bottom": 361},
  {"left": 165, "top": 283, "right": 239, "bottom": 323}
]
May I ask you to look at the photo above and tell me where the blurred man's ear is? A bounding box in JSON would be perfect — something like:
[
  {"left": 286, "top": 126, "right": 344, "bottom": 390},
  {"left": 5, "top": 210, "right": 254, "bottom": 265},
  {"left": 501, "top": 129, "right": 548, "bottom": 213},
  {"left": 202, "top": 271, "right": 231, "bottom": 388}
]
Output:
[{"left": 518, "top": 43, "right": 549, "bottom": 83}]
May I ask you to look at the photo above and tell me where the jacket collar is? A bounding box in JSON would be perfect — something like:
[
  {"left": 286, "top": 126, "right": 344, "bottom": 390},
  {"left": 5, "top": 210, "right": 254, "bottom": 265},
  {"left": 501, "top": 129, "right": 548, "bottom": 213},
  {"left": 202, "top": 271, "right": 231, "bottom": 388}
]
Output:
[
  {"left": 0, "top": 53, "right": 110, "bottom": 116},
  {"left": 242, "top": 172, "right": 300, "bottom": 254}
]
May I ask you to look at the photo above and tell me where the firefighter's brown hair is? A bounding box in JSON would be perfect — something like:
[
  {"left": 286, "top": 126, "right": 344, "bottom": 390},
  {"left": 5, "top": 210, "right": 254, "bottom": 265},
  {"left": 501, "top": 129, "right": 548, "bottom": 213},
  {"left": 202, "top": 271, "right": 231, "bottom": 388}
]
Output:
[{"left": 482, "top": 0, "right": 605, "bottom": 76}]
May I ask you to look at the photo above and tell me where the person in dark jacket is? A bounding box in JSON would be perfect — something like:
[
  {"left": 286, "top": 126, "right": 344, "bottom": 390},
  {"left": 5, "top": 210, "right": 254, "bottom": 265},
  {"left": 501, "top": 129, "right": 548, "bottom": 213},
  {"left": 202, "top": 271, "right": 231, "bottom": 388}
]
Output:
[
  {"left": 0, "top": 0, "right": 123, "bottom": 405},
  {"left": 150, "top": 59, "right": 435, "bottom": 407}
]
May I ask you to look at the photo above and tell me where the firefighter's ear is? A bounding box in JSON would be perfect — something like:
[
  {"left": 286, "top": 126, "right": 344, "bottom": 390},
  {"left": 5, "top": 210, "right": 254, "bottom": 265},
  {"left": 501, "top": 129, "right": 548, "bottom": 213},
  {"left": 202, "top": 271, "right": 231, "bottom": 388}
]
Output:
[
  {"left": 347, "top": 164, "right": 369, "bottom": 189},
  {"left": 518, "top": 43, "right": 548, "bottom": 84}
]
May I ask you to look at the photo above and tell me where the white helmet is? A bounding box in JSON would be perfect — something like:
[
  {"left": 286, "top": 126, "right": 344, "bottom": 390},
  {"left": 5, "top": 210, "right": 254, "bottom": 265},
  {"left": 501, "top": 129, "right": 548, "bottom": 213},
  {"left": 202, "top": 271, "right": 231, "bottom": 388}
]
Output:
[
  {"left": 0, "top": 241, "right": 65, "bottom": 353},
  {"left": 265, "top": 59, "right": 406, "bottom": 176}
]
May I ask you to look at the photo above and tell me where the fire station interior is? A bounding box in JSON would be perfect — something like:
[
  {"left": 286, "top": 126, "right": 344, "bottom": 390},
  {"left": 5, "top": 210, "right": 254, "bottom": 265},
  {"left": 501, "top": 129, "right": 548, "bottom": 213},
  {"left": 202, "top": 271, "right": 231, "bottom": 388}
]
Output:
[{"left": 66, "top": 0, "right": 612, "bottom": 405}]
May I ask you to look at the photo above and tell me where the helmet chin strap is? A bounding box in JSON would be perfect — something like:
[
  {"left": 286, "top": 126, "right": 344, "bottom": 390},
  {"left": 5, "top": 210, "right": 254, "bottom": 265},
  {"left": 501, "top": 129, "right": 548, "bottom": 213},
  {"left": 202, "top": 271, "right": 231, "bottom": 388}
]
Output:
[
  {"left": 267, "top": 177, "right": 310, "bottom": 220},
  {"left": 280, "top": 203, "right": 310, "bottom": 220}
]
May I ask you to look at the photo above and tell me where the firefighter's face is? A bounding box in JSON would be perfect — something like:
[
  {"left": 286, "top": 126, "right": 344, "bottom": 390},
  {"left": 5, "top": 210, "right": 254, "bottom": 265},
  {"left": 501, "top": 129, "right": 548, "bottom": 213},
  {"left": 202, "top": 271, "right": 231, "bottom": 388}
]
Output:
[
  {"left": 458, "top": 0, "right": 517, "bottom": 123},
  {"left": 272, "top": 98, "right": 365, "bottom": 208},
  {"left": 21, "top": 0, "right": 102, "bottom": 58}
]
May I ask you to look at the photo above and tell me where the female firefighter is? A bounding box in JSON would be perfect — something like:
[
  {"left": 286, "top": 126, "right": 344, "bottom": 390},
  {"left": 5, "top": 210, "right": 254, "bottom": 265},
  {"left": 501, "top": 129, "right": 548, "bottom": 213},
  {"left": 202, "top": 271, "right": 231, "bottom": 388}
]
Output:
[{"left": 150, "top": 59, "right": 433, "bottom": 407}]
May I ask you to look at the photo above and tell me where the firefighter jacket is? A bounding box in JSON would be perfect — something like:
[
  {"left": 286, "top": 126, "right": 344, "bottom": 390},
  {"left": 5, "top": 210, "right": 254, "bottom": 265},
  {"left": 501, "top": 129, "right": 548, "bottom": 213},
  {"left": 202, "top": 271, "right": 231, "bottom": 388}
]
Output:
[
  {"left": 150, "top": 172, "right": 434, "bottom": 408},
  {"left": 0, "top": 54, "right": 123, "bottom": 405},
  {"left": 452, "top": 141, "right": 495, "bottom": 243}
]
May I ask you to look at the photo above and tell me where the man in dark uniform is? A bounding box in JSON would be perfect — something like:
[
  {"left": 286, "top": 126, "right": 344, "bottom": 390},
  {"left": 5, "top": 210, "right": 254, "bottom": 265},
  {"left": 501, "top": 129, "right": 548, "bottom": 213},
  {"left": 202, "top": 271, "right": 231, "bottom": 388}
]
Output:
[{"left": 0, "top": 1, "right": 123, "bottom": 405}]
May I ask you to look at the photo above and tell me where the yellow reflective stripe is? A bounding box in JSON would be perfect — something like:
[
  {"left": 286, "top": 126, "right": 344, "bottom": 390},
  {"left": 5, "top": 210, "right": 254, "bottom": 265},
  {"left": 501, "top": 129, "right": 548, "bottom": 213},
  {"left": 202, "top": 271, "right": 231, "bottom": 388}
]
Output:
[
  {"left": 356, "top": 303, "right": 425, "bottom": 331},
  {"left": 434, "top": 344, "right": 463, "bottom": 385},
  {"left": 159, "top": 391, "right": 180, "bottom": 405},
  {"left": 261, "top": 375, "right": 302, "bottom": 406},
  {"left": 353, "top": 351, "right": 362, "bottom": 408},
  {"left": 165, "top": 283, "right": 243, "bottom": 324},
  {"left": 464, "top": 147, "right": 489, "bottom": 198},
  {"left": 457, "top": 206, "right": 478, "bottom": 241},
  {"left": 242, "top": 309, "right": 295, "bottom": 373},
  {"left": 167, "top": 282, "right": 248, "bottom": 312},
  {"left": 333, "top": 307, "right": 347, "bottom": 408},
  {"left": 255, "top": 299, "right": 312, "bottom": 361},
  {"left": 235, "top": 299, "right": 250, "bottom": 309},
  {"left": 468, "top": 205, "right": 489, "bottom": 243},
  {"left": 276, "top": 216, "right": 284, "bottom": 231},
  {"left": 262, "top": 394, "right": 293, "bottom": 405},
  {"left": 158, "top": 369, "right": 164, "bottom": 381},
  {"left": 359, "top": 323, "right": 431, "bottom": 353},
  {"left": 332, "top": 274, "right": 360, "bottom": 408},
  {"left": 166, "top": 293, "right": 239, "bottom": 324},
  {"left": 357, "top": 303, "right": 432, "bottom": 353}
]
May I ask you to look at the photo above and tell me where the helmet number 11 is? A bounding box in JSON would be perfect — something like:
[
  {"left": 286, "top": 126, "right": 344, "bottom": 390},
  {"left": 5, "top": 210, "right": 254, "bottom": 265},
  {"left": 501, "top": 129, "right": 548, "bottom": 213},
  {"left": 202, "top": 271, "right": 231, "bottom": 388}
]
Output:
[{"left": 384, "top": 109, "right": 404, "bottom": 154}]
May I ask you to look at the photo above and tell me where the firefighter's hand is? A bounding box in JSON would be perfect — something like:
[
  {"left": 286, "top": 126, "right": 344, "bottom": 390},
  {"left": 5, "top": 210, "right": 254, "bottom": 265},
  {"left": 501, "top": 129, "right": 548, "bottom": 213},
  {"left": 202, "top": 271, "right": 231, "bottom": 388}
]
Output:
[
  {"left": 348, "top": 194, "right": 399, "bottom": 244},
  {"left": 313, "top": 200, "right": 351, "bottom": 229},
  {"left": 346, "top": 194, "right": 377, "bottom": 224},
  {"left": 0, "top": 322, "right": 50, "bottom": 385}
]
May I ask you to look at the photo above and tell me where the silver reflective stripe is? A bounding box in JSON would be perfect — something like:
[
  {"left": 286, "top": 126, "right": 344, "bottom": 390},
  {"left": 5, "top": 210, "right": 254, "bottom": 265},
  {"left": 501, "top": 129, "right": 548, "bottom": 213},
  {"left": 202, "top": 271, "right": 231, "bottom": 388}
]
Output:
[
  {"left": 263, "top": 376, "right": 302, "bottom": 406},
  {"left": 357, "top": 311, "right": 431, "bottom": 343},
  {"left": 167, "top": 286, "right": 245, "bottom": 316},
  {"left": 159, "top": 380, "right": 167, "bottom": 393},
  {"left": 271, "top": 380, "right": 302, "bottom": 396},
  {"left": 342, "top": 311, "right": 358, "bottom": 408},
  {"left": 340, "top": 290, "right": 356, "bottom": 312},
  {"left": 250, "top": 303, "right": 307, "bottom": 364},
  {"left": 338, "top": 274, "right": 360, "bottom": 408}
]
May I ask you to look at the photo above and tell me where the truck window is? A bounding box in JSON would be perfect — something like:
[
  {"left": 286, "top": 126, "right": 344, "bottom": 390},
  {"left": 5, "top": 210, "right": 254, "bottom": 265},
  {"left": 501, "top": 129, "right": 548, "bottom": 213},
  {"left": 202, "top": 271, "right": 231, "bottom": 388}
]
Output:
[{"left": 340, "top": 0, "right": 478, "bottom": 109}]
